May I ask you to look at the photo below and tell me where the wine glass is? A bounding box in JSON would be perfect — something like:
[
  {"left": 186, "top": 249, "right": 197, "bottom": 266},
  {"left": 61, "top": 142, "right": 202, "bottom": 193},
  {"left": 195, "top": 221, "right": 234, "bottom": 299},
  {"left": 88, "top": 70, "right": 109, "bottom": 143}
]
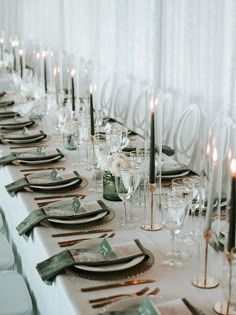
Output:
[
  {"left": 161, "top": 192, "right": 189, "bottom": 269},
  {"left": 115, "top": 168, "right": 134, "bottom": 228}
]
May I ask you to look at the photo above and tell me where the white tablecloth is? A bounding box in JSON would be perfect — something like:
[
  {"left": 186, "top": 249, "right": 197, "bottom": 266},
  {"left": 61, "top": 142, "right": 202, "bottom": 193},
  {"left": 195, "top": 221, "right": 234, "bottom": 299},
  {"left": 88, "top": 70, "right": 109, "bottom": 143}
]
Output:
[{"left": 0, "top": 83, "right": 224, "bottom": 314}]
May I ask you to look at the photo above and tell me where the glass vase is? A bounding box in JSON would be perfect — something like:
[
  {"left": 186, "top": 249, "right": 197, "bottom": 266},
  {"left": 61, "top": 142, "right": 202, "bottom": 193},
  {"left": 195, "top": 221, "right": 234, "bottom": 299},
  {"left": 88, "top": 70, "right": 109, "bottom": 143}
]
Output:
[{"left": 103, "top": 171, "right": 121, "bottom": 201}]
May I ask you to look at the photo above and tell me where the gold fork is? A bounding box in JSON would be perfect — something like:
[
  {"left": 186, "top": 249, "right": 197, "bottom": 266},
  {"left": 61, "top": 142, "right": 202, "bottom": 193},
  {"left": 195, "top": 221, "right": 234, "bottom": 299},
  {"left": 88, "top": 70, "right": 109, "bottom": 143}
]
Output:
[
  {"left": 91, "top": 286, "right": 160, "bottom": 308},
  {"left": 58, "top": 232, "right": 115, "bottom": 247},
  {"left": 91, "top": 287, "right": 149, "bottom": 308}
]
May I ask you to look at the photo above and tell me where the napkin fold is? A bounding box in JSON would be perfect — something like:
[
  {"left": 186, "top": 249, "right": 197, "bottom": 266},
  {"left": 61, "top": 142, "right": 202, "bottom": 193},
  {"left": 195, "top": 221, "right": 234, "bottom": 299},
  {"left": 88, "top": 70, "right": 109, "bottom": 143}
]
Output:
[
  {"left": 36, "top": 239, "right": 149, "bottom": 284},
  {"left": 16, "top": 200, "right": 110, "bottom": 236},
  {"left": 0, "top": 111, "right": 19, "bottom": 119}
]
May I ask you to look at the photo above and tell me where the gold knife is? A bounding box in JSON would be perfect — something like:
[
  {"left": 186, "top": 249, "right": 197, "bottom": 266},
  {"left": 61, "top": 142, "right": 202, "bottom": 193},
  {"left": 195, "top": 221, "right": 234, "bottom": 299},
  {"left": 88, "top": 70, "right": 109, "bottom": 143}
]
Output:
[{"left": 81, "top": 279, "right": 155, "bottom": 292}]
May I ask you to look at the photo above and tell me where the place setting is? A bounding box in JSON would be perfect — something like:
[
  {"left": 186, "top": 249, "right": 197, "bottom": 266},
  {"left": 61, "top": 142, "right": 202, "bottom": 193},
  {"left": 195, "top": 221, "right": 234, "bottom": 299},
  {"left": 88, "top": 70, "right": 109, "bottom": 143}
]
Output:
[
  {"left": 36, "top": 237, "right": 155, "bottom": 284},
  {"left": 0, "top": 115, "right": 35, "bottom": 130},
  {"left": 5, "top": 169, "right": 87, "bottom": 197},
  {"left": 16, "top": 197, "right": 115, "bottom": 237},
  {"left": 0, "top": 129, "right": 48, "bottom": 144},
  {"left": 0, "top": 147, "right": 65, "bottom": 167}
]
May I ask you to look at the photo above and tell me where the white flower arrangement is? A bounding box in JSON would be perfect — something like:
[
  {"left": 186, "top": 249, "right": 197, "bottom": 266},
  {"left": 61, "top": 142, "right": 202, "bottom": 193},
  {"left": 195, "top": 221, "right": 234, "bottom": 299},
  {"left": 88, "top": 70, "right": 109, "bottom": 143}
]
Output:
[{"left": 99, "top": 152, "right": 130, "bottom": 176}]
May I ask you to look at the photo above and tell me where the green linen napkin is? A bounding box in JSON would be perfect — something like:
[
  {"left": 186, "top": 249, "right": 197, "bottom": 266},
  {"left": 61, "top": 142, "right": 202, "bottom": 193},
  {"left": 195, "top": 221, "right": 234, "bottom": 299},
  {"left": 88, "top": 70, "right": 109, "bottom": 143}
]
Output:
[
  {"left": 5, "top": 177, "right": 29, "bottom": 197},
  {"left": 36, "top": 239, "right": 149, "bottom": 285},
  {"left": 0, "top": 111, "right": 19, "bottom": 119},
  {"left": 0, "top": 153, "right": 19, "bottom": 167},
  {"left": 16, "top": 200, "right": 110, "bottom": 236}
]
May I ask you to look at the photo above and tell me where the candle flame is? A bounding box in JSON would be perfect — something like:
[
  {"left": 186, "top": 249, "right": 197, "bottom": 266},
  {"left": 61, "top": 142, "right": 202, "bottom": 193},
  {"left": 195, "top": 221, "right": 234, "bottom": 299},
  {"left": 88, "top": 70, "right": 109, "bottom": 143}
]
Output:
[
  {"left": 71, "top": 69, "right": 75, "bottom": 77},
  {"left": 18, "top": 49, "right": 23, "bottom": 56},
  {"left": 150, "top": 99, "right": 154, "bottom": 111},
  {"left": 90, "top": 84, "right": 93, "bottom": 94},
  {"left": 42, "top": 50, "right": 46, "bottom": 58},
  {"left": 85, "top": 68, "right": 88, "bottom": 75},
  {"left": 231, "top": 158, "right": 236, "bottom": 175},
  {"left": 53, "top": 66, "right": 57, "bottom": 75},
  {"left": 206, "top": 143, "right": 211, "bottom": 156},
  {"left": 36, "top": 52, "right": 40, "bottom": 59},
  {"left": 213, "top": 147, "right": 217, "bottom": 162},
  {"left": 0, "top": 38, "right": 4, "bottom": 44}
]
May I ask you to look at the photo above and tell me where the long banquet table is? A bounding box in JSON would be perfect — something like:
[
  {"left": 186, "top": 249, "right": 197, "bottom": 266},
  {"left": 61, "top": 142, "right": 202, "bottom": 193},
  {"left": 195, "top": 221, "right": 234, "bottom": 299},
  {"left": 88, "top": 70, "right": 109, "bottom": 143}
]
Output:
[{"left": 0, "top": 78, "right": 224, "bottom": 315}]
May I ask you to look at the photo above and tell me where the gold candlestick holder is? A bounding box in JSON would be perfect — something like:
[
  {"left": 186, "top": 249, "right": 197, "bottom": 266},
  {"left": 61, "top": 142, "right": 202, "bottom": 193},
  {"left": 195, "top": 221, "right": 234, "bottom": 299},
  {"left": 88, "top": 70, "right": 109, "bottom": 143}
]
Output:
[
  {"left": 141, "top": 183, "right": 162, "bottom": 231},
  {"left": 192, "top": 229, "right": 219, "bottom": 288},
  {"left": 214, "top": 248, "right": 236, "bottom": 314}
]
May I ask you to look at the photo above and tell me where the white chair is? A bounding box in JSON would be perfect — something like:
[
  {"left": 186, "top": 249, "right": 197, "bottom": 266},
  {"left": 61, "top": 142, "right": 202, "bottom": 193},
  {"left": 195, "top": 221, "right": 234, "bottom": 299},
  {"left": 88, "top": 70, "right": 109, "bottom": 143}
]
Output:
[
  {"left": 0, "top": 210, "right": 3, "bottom": 234},
  {"left": 0, "top": 234, "right": 14, "bottom": 270},
  {"left": 0, "top": 270, "right": 32, "bottom": 315},
  {"left": 173, "top": 104, "right": 201, "bottom": 170}
]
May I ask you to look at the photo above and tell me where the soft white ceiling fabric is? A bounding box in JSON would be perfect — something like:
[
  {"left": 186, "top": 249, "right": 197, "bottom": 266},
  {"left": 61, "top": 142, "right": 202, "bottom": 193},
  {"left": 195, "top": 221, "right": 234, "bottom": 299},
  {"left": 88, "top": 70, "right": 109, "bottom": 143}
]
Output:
[{"left": 0, "top": 0, "right": 236, "bottom": 122}]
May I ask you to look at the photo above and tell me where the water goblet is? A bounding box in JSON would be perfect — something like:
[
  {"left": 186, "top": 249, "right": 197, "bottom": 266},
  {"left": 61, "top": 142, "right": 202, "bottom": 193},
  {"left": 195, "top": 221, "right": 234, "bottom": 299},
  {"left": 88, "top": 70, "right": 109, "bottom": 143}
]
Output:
[
  {"left": 161, "top": 192, "right": 189, "bottom": 269},
  {"left": 115, "top": 168, "right": 134, "bottom": 228}
]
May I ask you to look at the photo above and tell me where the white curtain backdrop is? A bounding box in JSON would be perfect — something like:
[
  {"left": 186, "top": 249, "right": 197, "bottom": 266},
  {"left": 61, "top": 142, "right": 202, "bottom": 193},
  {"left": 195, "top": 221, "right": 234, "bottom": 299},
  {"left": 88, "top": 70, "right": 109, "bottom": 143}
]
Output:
[{"left": 0, "top": 0, "right": 236, "bottom": 122}]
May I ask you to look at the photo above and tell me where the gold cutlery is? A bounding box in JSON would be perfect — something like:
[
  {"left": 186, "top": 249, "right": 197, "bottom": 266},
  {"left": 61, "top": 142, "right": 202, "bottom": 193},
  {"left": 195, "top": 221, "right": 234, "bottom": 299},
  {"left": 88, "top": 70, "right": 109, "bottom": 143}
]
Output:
[
  {"left": 58, "top": 233, "right": 108, "bottom": 247},
  {"left": 20, "top": 166, "right": 65, "bottom": 172},
  {"left": 81, "top": 279, "right": 156, "bottom": 292},
  {"left": 58, "top": 232, "right": 115, "bottom": 247},
  {"left": 89, "top": 287, "right": 149, "bottom": 304},
  {"left": 91, "top": 287, "right": 149, "bottom": 308},
  {"left": 91, "top": 286, "right": 160, "bottom": 308},
  {"left": 51, "top": 229, "right": 113, "bottom": 238},
  {"left": 34, "top": 194, "right": 86, "bottom": 201}
]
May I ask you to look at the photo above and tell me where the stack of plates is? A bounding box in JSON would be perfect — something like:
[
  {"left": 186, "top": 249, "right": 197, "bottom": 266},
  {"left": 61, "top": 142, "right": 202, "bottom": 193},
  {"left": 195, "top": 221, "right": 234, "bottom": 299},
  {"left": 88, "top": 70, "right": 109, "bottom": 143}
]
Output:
[
  {"left": 0, "top": 111, "right": 20, "bottom": 119},
  {"left": 0, "top": 116, "right": 35, "bottom": 130},
  {"left": 46, "top": 199, "right": 110, "bottom": 225},
  {"left": 25, "top": 170, "right": 84, "bottom": 192},
  {"left": 159, "top": 161, "right": 190, "bottom": 179},
  {"left": 0, "top": 130, "right": 47, "bottom": 144},
  {"left": 0, "top": 100, "right": 14, "bottom": 108},
  {"left": 12, "top": 148, "right": 64, "bottom": 165},
  {"left": 70, "top": 238, "right": 149, "bottom": 274}
]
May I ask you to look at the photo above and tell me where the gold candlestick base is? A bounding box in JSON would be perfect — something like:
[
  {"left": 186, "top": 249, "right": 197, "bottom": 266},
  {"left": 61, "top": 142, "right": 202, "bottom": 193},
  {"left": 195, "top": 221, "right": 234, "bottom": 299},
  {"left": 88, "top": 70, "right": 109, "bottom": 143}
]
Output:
[
  {"left": 214, "top": 301, "right": 234, "bottom": 315},
  {"left": 192, "top": 276, "right": 219, "bottom": 289},
  {"left": 142, "top": 183, "right": 162, "bottom": 231},
  {"left": 141, "top": 223, "right": 162, "bottom": 231}
]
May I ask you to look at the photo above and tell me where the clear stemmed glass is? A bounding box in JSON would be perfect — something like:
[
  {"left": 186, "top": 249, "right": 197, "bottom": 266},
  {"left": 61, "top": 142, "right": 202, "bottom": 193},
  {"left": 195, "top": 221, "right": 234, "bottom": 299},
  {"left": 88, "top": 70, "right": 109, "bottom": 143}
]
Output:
[
  {"left": 127, "top": 161, "right": 141, "bottom": 224},
  {"left": 183, "top": 176, "right": 201, "bottom": 238},
  {"left": 115, "top": 168, "right": 134, "bottom": 228},
  {"left": 171, "top": 177, "right": 194, "bottom": 248},
  {"left": 161, "top": 192, "right": 189, "bottom": 269}
]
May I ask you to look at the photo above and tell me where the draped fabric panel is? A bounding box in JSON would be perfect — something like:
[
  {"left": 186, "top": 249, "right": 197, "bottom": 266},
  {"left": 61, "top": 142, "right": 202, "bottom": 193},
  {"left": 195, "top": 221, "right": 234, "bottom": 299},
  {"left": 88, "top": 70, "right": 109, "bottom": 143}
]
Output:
[{"left": 0, "top": 0, "right": 236, "bottom": 122}]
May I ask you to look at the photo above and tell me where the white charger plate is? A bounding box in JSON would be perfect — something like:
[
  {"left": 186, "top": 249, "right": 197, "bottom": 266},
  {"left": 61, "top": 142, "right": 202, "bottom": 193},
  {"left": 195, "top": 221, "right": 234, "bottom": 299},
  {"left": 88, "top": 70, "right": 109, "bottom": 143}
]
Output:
[
  {"left": 48, "top": 210, "right": 108, "bottom": 225},
  {"left": 75, "top": 255, "right": 144, "bottom": 273}
]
